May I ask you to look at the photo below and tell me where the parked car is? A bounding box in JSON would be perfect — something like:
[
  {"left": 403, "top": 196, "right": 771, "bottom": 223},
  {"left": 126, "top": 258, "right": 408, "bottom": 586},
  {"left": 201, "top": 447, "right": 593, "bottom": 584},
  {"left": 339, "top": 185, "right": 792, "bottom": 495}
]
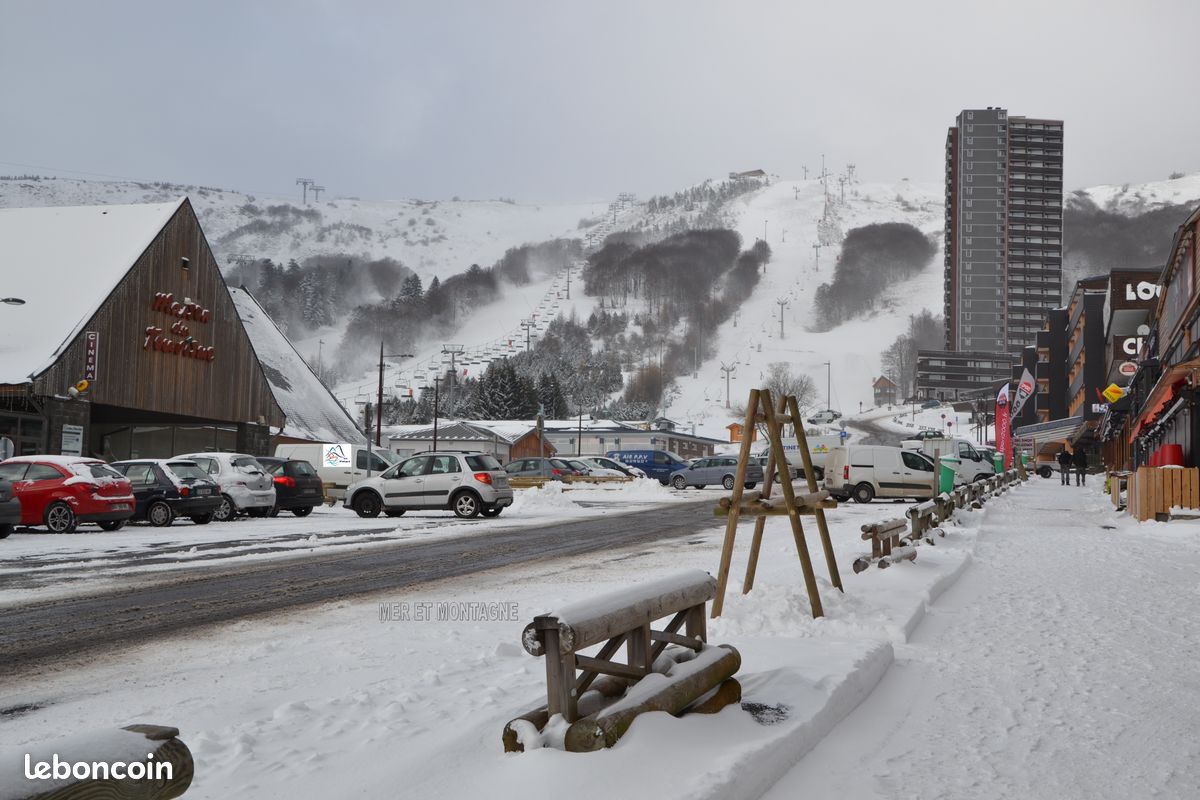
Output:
[
  {"left": 0, "top": 475, "right": 20, "bottom": 539},
  {"left": 256, "top": 457, "right": 325, "bottom": 516},
  {"left": 824, "top": 445, "right": 936, "bottom": 503},
  {"left": 580, "top": 456, "right": 646, "bottom": 478},
  {"left": 807, "top": 409, "right": 842, "bottom": 425},
  {"left": 111, "top": 459, "right": 223, "bottom": 526},
  {"left": 0, "top": 455, "right": 135, "bottom": 533},
  {"left": 504, "top": 457, "right": 570, "bottom": 480},
  {"left": 563, "top": 458, "right": 624, "bottom": 478},
  {"left": 345, "top": 451, "right": 513, "bottom": 519},
  {"left": 921, "top": 399, "right": 942, "bottom": 409},
  {"left": 175, "top": 452, "right": 276, "bottom": 521},
  {"left": 273, "top": 443, "right": 398, "bottom": 501},
  {"left": 604, "top": 449, "right": 690, "bottom": 485},
  {"left": 901, "top": 429, "right": 944, "bottom": 443},
  {"left": 669, "top": 456, "right": 763, "bottom": 490}
]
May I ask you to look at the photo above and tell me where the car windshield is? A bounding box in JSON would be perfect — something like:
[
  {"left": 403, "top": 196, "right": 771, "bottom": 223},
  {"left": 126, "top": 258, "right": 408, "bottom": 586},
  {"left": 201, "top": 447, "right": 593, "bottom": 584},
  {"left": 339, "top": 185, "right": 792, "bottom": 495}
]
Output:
[
  {"left": 465, "top": 454, "right": 502, "bottom": 471},
  {"left": 166, "top": 462, "right": 209, "bottom": 481},
  {"left": 665, "top": 451, "right": 685, "bottom": 463}
]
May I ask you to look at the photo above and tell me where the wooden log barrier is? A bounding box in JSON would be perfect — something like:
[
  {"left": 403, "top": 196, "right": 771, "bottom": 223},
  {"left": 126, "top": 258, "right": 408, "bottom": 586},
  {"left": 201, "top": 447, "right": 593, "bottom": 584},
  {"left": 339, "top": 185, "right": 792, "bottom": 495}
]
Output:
[
  {"left": 563, "top": 645, "right": 742, "bottom": 752},
  {"left": 5, "top": 725, "right": 193, "bottom": 800},
  {"left": 876, "top": 545, "right": 917, "bottom": 568}
]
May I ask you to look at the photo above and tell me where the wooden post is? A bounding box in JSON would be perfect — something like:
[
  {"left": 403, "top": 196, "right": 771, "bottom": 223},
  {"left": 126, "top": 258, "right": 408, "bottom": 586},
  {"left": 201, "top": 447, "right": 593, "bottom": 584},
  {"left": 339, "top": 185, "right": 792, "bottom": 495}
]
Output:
[
  {"left": 761, "top": 389, "right": 824, "bottom": 618},
  {"left": 537, "top": 621, "right": 578, "bottom": 722},
  {"left": 743, "top": 392, "right": 787, "bottom": 593},
  {"left": 684, "top": 603, "right": 707, "bottom": 644},
  {"left": 627, "top": 623, "right": 652, "bottom": 676},
  {"left": 712, "top": 389, "right": 761, "bottom": 617},
  {"left": 788, "top": 394, "right": 842, "bottom": 591}
]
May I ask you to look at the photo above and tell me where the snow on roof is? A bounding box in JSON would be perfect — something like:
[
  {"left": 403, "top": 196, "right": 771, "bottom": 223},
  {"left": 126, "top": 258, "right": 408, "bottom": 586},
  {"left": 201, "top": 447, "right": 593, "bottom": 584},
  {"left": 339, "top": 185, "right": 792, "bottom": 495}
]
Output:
[
  {"left": 2, "top": 455, "right": 104, "bottom": 466},
  {"left": 0, "top": 199, "right": 185, "bottom": 384},
  {"left": 229, "top": 287, "right": 366, "bottom": 446}
]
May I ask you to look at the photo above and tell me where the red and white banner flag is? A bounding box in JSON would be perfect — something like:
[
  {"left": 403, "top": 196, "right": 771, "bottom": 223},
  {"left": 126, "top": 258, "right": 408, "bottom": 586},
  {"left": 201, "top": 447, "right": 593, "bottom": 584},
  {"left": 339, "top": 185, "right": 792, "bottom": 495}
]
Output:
[
  {"left": 996, "top": 383, "right": 1012, "bottom": 469},
  {"left": 1011, "top": 368, "right": 1035, "bottom": 419}
]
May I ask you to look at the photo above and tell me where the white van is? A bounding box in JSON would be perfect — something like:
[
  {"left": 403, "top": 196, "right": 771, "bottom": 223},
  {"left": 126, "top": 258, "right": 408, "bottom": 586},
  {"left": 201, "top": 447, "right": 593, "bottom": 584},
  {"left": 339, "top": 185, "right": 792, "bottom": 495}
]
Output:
[
  {"left": 757, "top": 434, "right": 843, "bottom": 480},
  {"left": 902, "top": 437, "right": 994, "bottom": 485},
  {"left": 273, "top": 443, "right": 398, "bottom": 500},
  {"left": 825, "top": 445, "right": 936, "bottom": 503}
]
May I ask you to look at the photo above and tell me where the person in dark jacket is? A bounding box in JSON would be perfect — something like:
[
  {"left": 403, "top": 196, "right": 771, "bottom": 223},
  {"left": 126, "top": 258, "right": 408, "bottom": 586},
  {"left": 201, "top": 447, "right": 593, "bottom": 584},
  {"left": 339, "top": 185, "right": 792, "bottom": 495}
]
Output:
[
  {"left": 1057, "top": 448, "right": 1072, "bottom": 485},
  {"left": 1072, "top": 447, "right": 1088, "bottom": 486}
]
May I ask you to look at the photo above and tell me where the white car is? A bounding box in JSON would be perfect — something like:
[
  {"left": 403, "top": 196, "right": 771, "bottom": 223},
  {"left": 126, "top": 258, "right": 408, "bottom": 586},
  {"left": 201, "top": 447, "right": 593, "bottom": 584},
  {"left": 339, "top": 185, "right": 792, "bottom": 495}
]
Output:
[
  {"left": 807, "top": 409, "right": 842, "bottom": 425},
  {"left": 580, "top": 456, "right": 647, "bottom": 479},
  {"left": 176, "top": 452, "right": 276, "bottom": 521}
]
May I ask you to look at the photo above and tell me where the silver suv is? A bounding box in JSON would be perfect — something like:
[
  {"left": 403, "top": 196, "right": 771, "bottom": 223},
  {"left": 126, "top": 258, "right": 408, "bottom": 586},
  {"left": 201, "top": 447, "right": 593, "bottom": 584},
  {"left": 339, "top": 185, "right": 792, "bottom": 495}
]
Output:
[{"left": 344, "top": 451, "right": 513, "bottom": 519}]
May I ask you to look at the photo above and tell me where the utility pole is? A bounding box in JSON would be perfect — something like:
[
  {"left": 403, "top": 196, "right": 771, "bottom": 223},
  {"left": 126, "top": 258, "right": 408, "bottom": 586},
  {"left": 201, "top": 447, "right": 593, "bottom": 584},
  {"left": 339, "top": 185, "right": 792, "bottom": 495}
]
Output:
[
  {"left": 776, "top": 299, "right": 788, "bottom": 340},
  {"left": 733, "top": 310, "right": 739, "bottom": 328},
  {"left": 441, "top": 344, "right": 464, "bottom": 416},
  {"left": 763, "top": 219, "right": 768, "bottom": 242},
  {"left": 720, "top": 361, "right": 736, "bottom": 409},
  {"left": 564, "top": 264, "right": 571, "bottom": 299},
  {"left": 310, "top": 184, "right": 325, "bottom": 202},
  {"left": 317, "top": 338, "right": 325, "bottom": 380},
  {"left": 520, "top": 319, "right": 535, "bottom": 351},
  {"left": 295, "top": 178, "right": 314, "bottom": 204},
  {"left": 813, "top": 242, "right": 822, "bottom": 272},
  {"left": 377, "top": 342, "right": 414, "bottom": 446},
  {"left": 802, "top": 166, "right": 809, "bottom": 180},
  {"left": 781, "top": 228, "right": 788, "bottom": 243},
  {"left": 824, "top": 361, "right": 832, "bottom": 410},
  {"left": 838, "top": 176, "right": 847, "bottom": 203},
  {"left": 429, "top": 376, "right": 442, "bottom": 450}
]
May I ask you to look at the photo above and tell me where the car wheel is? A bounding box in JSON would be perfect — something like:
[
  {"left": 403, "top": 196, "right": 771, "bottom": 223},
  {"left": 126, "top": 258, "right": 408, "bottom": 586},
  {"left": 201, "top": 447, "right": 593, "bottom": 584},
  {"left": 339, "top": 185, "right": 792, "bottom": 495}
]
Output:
[
  {"left": 45, "top": 502, "right": 77, "bottom": 533},
  {"left": 354, "top": 492, "right": 382, "bottom": 518},
  {"left": 481, "top": 507, "right": 502, "bottom": 518},
  {"left": 672, "top": 476, "right": 687, "bottom": 490},
  {"left": 0, "top": 523, "right": 12, "bottom": 539},
  {"left": 744, "top": 482, "right": 757, "bottom": 489},
  {"left": 452, "top": 491, "right": 480, "bottom": 519},
  {"left": 268, "top": 505, "right": 281, "bottom": 518},
  {"left": 852, "top": 483, "right": 875, "bottom": 504},
  {"left": 191, "top": 514, "right": 213, "bottom": 525},
  {"left": 1038, "top": 466, "right": 1053, "bottom": 479},
  {"left": 722, "top": 476, "right": 735, "bottom": 491},
  {"left": 384, "top": 509, "right": 406, "bottom": 518},
  {"left": 293, "top": 506, "right": 314, "bottom": 517},
  {"left": 98, "top": 519, "right": 126, "bottom": 532},
  {"left": 147, "top": 501, "right": 174, "bottom": 527},
  {"left": 973, "top": 473, "right": 992, "bottom": 484},
  {"left": 657, "top": 478, "right": 669, "bottom": 486},
  {"left": 213, "top": 495, "right": 235, "bottom": 522},
  {"left": 813, "top": 468, "right": 825, "bottom": 482}
]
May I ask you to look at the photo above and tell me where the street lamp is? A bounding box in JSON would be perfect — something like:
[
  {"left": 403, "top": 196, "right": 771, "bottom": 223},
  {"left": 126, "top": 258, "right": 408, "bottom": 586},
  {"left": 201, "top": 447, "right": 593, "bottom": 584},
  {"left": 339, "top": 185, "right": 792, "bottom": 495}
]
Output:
[
  {"left": 1, "top": 297, "right": 25, "bottom": 306},
  {"left": 824, "top": 361, "right": 831, "bottom": 410}
]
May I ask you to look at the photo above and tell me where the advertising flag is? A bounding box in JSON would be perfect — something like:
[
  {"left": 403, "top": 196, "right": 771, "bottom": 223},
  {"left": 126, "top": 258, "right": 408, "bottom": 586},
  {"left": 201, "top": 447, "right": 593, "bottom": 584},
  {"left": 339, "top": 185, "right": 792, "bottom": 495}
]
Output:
[
  {"left": 1011, "top": 369, "right": 1035, "bottom": 419},
  {"left": 996, "top": 384, "right": 1012, "bottom": 469}
]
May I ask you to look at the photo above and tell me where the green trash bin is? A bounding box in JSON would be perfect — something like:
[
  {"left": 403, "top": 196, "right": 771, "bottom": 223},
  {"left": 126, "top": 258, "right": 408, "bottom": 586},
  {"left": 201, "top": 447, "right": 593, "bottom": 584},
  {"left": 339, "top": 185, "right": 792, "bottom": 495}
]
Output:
[
  {"left": 939, "top": 456, "right": 960, "bottom": 494},
  {"left": 993, "top": 452, "right": 1004, "bottom": 473}
]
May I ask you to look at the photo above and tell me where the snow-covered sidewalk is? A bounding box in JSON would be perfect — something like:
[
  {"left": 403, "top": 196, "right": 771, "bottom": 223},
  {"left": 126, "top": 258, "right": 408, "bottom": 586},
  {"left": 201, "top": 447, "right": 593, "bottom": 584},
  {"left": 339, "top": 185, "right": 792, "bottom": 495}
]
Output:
[{"left": 767, "top": 479, "right": 1200, "bottom": 799}]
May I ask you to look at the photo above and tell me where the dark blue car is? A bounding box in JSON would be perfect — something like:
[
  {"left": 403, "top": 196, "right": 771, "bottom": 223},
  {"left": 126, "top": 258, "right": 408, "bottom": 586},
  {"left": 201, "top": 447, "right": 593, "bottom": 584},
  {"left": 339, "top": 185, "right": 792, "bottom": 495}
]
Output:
[{"left": 605, "top": 449, "right": 689, "bottom": 485}]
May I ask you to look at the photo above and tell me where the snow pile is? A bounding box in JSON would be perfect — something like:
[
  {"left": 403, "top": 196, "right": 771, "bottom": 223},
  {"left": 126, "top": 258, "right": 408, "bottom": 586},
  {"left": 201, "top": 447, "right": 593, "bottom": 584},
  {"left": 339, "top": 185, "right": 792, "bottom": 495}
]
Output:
[{"left": 506, "top": 481, "right": 585, "bottom": 515}]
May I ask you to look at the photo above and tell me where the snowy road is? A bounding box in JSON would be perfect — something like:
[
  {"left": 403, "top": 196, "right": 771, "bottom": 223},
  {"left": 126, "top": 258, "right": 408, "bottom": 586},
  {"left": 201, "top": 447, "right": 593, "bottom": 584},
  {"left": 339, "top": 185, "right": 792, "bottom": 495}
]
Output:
[
  {"left": 766, "top": 479, "right": 1200, "bottom": 799},
  {"left": 2, "top": 497, "right": 718, "bottom": 675}
]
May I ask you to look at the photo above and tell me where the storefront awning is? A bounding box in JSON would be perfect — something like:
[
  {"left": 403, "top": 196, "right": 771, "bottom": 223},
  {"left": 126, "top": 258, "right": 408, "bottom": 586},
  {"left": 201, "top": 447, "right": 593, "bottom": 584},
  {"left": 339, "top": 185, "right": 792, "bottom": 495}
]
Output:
[{"left": 1128, "top": 358, "right": 1200, "bottom": 443}]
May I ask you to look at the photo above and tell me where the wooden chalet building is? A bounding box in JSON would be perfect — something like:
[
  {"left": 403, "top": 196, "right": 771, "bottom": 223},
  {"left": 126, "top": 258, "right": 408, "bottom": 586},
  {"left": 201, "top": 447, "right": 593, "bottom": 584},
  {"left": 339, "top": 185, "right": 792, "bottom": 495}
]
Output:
[{"left": 0, "top": 198, "right": 286, "bottom": 459}]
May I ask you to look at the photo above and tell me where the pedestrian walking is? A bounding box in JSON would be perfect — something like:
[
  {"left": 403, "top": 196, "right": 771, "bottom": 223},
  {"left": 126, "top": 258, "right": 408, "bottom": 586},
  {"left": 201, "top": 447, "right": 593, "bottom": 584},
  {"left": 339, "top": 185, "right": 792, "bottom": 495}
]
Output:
[
  {"left": 1057, "top": 447, "right": 1072, "bottom": 486},
  {"left": 1073, "top": 447, "right": 1088, "bottom": 486}
]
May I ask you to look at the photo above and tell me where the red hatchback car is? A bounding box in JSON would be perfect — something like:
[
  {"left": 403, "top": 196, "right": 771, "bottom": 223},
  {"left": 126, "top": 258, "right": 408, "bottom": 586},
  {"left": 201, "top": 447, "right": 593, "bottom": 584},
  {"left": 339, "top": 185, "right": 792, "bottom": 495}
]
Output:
[{"left": 0, "top": 456, "right": 136, "bottom": 533}]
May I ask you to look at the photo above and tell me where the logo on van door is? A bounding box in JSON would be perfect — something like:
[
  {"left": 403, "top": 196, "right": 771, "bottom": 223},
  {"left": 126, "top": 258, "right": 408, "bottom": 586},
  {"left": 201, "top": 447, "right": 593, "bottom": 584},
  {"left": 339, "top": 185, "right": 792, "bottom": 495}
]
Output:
[{"left": 323, "top": 443, "right": 351, "bottom": 468}]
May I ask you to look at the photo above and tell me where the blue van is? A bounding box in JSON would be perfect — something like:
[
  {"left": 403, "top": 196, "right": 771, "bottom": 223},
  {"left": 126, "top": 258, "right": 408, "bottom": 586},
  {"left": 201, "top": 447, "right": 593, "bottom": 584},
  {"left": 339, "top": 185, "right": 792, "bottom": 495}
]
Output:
[{"left": 606, "top": 449, "right": 689, "bottom": 484}]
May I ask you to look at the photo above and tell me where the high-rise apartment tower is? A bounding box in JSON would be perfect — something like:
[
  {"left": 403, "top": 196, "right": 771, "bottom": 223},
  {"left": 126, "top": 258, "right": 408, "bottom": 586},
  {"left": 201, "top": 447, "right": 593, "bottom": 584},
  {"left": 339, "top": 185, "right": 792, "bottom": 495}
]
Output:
[{"left": 944, "top": 107, "right": 1063, "bottom": 354}]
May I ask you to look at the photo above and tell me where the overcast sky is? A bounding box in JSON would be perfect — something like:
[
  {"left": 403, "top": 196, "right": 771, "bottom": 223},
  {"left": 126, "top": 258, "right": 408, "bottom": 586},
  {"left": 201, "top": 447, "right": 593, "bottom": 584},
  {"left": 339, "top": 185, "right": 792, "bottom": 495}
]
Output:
[{"left": 3, "top": 0, "right": 1197, "bottom": 204}]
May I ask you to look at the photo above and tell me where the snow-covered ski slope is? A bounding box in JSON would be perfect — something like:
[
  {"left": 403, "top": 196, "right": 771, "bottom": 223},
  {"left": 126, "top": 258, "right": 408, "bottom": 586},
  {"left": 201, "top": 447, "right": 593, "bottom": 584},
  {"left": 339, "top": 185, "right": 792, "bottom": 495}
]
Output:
[
  {"left": 663, "top": 177, "right": 943, "bottom": 438},
  {"left": 0, "top": 177, "right": 601, "bottom": 284}
]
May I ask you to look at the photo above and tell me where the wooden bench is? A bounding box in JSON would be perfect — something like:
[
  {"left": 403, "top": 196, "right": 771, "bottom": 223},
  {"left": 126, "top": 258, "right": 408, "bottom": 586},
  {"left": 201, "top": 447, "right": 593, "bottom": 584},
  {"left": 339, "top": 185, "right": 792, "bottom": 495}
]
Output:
[
  {"left": 854, "top": 518, "right": 918, "bottom": 572},
  {"left": 3, "top": 724, "right": 193, "bottom": 799},
  {"left": 504, "top": 570, "right": 741, "bottom": 753}
]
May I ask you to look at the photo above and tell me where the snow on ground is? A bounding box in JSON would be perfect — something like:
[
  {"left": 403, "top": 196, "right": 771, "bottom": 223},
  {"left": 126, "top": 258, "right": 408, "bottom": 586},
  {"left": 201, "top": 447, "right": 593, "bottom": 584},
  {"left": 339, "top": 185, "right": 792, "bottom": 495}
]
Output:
[
  {"left": 765, "top": 478, "right": 1200, "bottom": 799},
  {"left": 662, "top": 177, "right": 944, "bottom": 441},
  {"left": 7, "top": 474, "right": 1198, "bottom": 798},
  {"left": 0, "top": 480, "right": 688, "bottom": 606},
  {"left": 1075, "top": 172, "right": 1200, "bottom": 214},
  {"left": 2, "top": 480, "right": 992, "bottom": 799}
]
